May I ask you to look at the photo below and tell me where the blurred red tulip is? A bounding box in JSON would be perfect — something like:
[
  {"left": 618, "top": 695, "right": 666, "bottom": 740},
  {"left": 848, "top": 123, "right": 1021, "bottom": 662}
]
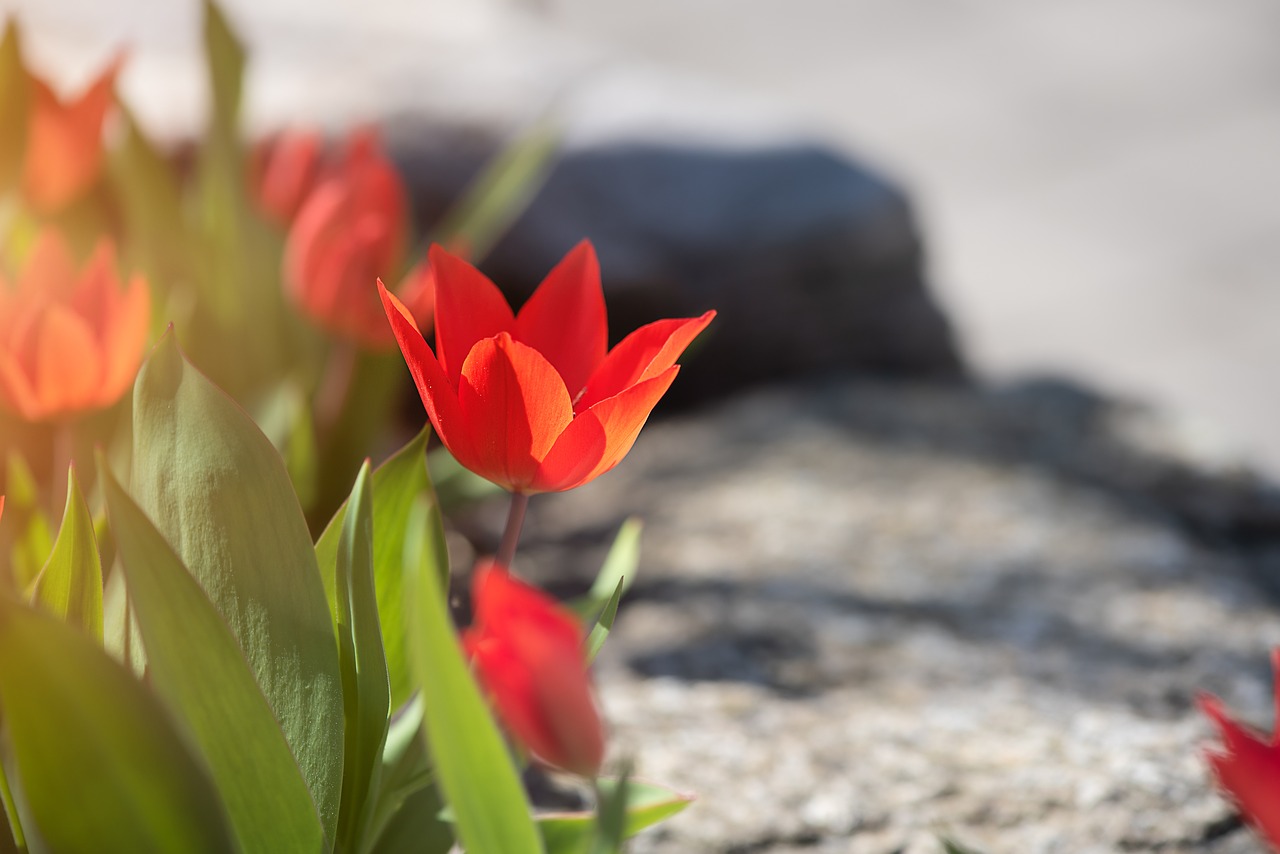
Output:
[
  {"left": 462, "top": 562, "right": 605, "bottom": 778},
  {"left": 380, "top": 242, "right": 714, "bottom": 493},
  {"left": 250, "top": 129, "right": 323, "bottom": 227},
  {"left": 22, "top": 54, "right": 122, "bottom": 214},
  {"left": 0, "top": 231, "right": 150, "bottom": 422},
  {"left": 284, "top": 129, "right": 426, "bottom": 348},
  {"left": 1200, "top": 649, "right": 1280, "bottom": 851}
]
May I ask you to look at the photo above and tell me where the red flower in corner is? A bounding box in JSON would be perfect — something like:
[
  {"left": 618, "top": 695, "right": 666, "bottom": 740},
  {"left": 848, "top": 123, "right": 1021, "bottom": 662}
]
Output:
[
  {"left": 462, "top": 562, "right": 604, "bottom": 778},
  {"left": 380, "top": 242, "right": 714, "bottom": 494},
  {"left": 1200, "top": 649, "right": 1280, "bottom": 850},
  {"left": 284, "top": 129, "right": 429, "bottom": 348},
  {"left": 22, "top": 54, "right": 123, "bottom": 214}
]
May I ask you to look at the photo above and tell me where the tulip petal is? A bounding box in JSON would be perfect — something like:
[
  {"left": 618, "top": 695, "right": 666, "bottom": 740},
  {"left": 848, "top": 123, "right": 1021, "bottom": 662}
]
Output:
[
  {"left": 33, "top": 305, "right": 100, "bottom": 420},
  {"left": 534, "top": 366, "right": 679, "bottom": 493},
  {"left": 456, "top": 333, "right": 574, "bottom": 492},
  {"left": 0, "top": 352, "right": 41, "bottom": 421},
  {"left": 18, "top": 231, "right": 79, "bottom": 300},
  {"left": 378, "top": 281, "right": 474, "bottom": 467},
  {"left": 429, "top": 245, "right": 514, "bottom": 386},
  {"left": 578, "top": 310, "right": 714, "bottom": 412},
  {"left": 100, "top": 274, "right": 151, "bottom": 406},
  {"left": 1200, "top": 693, "right": 1280, "bottom": 845},
  {"left": 513, "top": 241, "right": 607, "bottom": 400},
  {"left": 22, "top": 55, "right": 121, "bottom": 213}
]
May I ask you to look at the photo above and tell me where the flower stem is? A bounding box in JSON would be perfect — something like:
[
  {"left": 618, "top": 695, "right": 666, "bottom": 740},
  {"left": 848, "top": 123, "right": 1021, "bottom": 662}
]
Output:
[
  {"left": 496, "top": 492, "right": 530, "bottom": 569},
  {"left": 50, "top": 421, "right": 74, "bottom": 517},
  {"left": 315, "top": 339, "right": 358, "bottom": 444},
  {"left": 0, "top": 757, "right": 27, "bottom": 854}
]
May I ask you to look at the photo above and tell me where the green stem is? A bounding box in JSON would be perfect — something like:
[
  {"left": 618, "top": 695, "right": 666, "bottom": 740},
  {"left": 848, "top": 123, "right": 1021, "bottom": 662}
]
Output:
[
  {"left": 495, "top": 492, "right": 529, "bottom": 569},
  {"left": 0, "top": 752, "right": 28, "bottom": 853}
]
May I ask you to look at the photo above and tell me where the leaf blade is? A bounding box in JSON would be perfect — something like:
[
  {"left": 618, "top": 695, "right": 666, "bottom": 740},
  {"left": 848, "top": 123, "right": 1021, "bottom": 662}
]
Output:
[{"left": 31, "top": 465, "right": 103, "bottom": 641}]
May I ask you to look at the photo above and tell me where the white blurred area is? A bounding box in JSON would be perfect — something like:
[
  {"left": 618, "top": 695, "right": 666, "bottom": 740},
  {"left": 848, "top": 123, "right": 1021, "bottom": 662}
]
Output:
[{"left": 7, "top": 0, "right": 1280, "bottom": 473}]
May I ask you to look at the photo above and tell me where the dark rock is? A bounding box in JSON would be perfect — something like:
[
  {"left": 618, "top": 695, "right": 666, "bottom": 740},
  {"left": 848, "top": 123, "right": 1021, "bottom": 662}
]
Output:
[{"left": 388, "top": 130, "right": 966, "bottom": 405}]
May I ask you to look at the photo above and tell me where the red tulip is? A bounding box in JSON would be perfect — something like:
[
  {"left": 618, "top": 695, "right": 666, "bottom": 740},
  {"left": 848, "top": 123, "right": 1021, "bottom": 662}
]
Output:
[
  {"left": 1200, "top": 649, "right": 1280, "bottom": 850},
  {"left": 22, "top": 54, "right": 122, "bottom": 214},
  {"left": 0, "top": 231, "right": 150, "bottom": 422},
  {"left": 283, "top": 129, "right": 426, "bottom": 348},
  {"left": 379, "top": 242, "right": 714, "bottom": 493},
  {"left": 462, "top": 562, "right": 604, "bottom": 777},
  {"left": 249, "top": 129, "right": 323, "bottom": 228}
]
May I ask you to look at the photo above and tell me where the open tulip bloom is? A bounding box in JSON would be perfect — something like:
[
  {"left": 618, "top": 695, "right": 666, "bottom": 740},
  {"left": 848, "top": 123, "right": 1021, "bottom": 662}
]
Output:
[
  {"left": 379, "top": 242, "right": 714, "bottom": 494},
  {"left": 1200, "top": 649, "right": 1280, "bottom": 850}
]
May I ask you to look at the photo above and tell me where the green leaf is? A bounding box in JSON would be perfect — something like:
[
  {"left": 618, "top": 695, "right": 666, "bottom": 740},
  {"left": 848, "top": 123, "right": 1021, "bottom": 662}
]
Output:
[
  {"left": 334, "top": 461, "right": 391, "bottom": 850},
  {"left": 102, "top": 466, "right": 327, "bottom": 854},
  {"left": 939, "top": 836, "right": 988, "bottom": 854},
  {"left": 573, "top": 517, "right": 642, "bottom": 625},
  {"left": 31, "top": 465, "right": 103, "bottom": 640},
  {"left": 202, "top": 0, "right": 244, "bottom": 142},
  {"left": 102, "top": 566, "right": 147, "bottom": 676},
  {"left": 129, "top": 332, "right": 344, "bottom": 844},
  {"left": 585, "top": 577, "right": 624, "bottom": 663},
  {"left": 365, "top": 698, "right": 454, "bottom": 854},
  {"left": 317, "top": 428, "right": 440, "bottom": 709},
  {"left": 433, "top": 118, "right": 559, "bottom": 262},
  {"left": 588, "top": 764, "right": 630, "bottom": 854},
  {"left": 0, "top": 20, "right": 29, "bottom": 192},
  {"left": 538, "top": 780, "right": 694, "bottom": 854},
  {"left": 404, "top": 498, "right": 544, "bottom": 854},
  {"left": 4, "top": 451, "right": 51, "bottom": 591},
  {"left": 0, "top": 595, "right": 235, "bottom": 853}
]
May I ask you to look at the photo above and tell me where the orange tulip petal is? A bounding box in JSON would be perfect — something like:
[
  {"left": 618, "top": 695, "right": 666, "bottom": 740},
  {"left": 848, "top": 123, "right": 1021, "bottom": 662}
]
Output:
[
  {"left": 33, "top": 305, "right": 100, "bottom": 419},
  {"left": 100, "top": 274, "right": 150, "bottom": 403},
  {"left": 578, "top": 310, "right": 714, "bottom": 412},
  {"left": 513, "top": 241, "right": 607, "bottom": 400},
  {"left": 429, "top": 244, "right": 514, "bottom": 385},
  {"left": 22, "top": 56, "right": 120, "bottom": 213},
  {"left": 18, "top": 231, "right": 79, "bottom": 300},
  {"left": 456, "top": 333, "right": 574, "bottom": 492},
  {"left": 378, "top": 280, "right": 474, "bottom": 465},
  {"left": 0, "top": 352, "right": 41, "bottom": 421},
  {"left": 534, "top": 366, "right": 678, "bottom": 492}
]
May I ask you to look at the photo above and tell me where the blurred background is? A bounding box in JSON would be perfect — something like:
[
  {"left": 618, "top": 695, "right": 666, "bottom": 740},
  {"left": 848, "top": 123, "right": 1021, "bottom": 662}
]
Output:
[{"left": 8, "top": 0, "right": 1278, "bottom": 473}]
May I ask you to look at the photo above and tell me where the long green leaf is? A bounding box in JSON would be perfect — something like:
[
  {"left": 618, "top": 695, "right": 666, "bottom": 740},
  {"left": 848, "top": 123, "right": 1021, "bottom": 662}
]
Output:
[
  {"left": 585, "top": 577, "right": 624, "bottom": 663},
  {"left": 31, "top": 465, "right": 103, "bottom": 640},
  {"left": 202, "top": 0, "right": 244, "bottom": 144},
  {"left": 404, "top": 499, "right": 544, "bottom": 854},
  {"left": 538, "top": 780, "right": 694, "bottom": 854},
  {"left": 317, "top": 428, "right": 438, "bottom": 709},
  {"left": 102, "top": 466, "right": 326, "bottom": 854},
  {"left": 0, "top": 595, "right": 235, "bottom": 853},
  {"left": 365, "top": 698, "right": 453, "bottom": 854},
  {"left": 335, "top": 461, "right": 391, "bottom": 850},
  {"left": 433, "top": 118, "right": 559, "bottom": 262},
  {"left": 130, "top": 332, "right": 344, "bottom": 843},
  {"left": 0, "top": 20, "right": 29, "bottom": 191},
  {"left": 4, "top": 451, "right": 51, "bottom": 591}
]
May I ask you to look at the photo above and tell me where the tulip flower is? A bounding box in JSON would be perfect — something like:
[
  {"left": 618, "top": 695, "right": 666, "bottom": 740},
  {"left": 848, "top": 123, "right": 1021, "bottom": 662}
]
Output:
[
  {"left": 284, "top": 129, "right": 427, "bottom": 348},
  {"left": 380, "top": 242, "right": 714, "bottom": 494},
  {"left": 462, "top": 562, "right": 605, "bottom": 778},
  {"left": 0, "top": 232, "right": 150, "bottom": 422},
  {"left": 250, "top": 129, "right": 323, "bottom": 228},
  {"left": 1200, "top": 649, "right": 1280, "bottom": 850},
  {"left": 22, "top": 54, "right": 122, "bottom": 214}
]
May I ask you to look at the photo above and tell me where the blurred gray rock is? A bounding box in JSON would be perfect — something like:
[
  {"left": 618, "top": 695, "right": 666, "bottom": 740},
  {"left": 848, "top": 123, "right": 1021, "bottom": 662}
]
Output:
[
  {"left": 459, "top": 379, "right": 1280, "bottom": 853},
  {"left": 390, "top": 129, "right": 965, "bottom": 404}
]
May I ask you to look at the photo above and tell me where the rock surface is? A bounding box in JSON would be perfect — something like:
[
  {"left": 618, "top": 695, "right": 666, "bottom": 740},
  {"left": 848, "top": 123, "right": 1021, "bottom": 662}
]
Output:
[{"left": 458, "top": 379, "right": 1280, "bottom": 852}]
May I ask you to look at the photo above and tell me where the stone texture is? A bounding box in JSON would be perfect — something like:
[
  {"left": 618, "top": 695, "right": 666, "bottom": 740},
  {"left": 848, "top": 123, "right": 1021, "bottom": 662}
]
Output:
[{"left": 456, "top": 379, "right": 1280, "bottom": 852}]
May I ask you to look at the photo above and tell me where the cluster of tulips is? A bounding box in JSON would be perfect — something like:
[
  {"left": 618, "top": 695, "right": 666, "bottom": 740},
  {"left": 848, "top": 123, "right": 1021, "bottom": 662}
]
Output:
[{"left": 1, "top": 3, "right": 1278, "bottom": 853}]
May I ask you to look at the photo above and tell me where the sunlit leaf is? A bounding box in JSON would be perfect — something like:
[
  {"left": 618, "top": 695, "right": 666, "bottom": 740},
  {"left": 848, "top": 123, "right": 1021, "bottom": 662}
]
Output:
[
  {"left": 404, "top": 498, "right": 544, "bottom": 853},
  {"left": 585, "top": 577, "right": 624, "bottom": 663},
  {"left": 589, "top": 763, "right": 630, "bottom": 854},
  {"left": 102, "top": 465, "right": 326, "bottom": 854},
  {"left": 31, "top": 465, "right": 103, "bottom": 640},
  {"left": 365, "top": 697, "right": 453, "bottom": 854},
  {"left": 538, "top": 779, "right": 694, "bottom": 854},
  {"left": 573, "top": 517, "right": 642, "bottom": 625},
  {"left": 129, "top": 332, "right": 344, "bottom": 843},
  {"left": 317, "top": 427, "right": 441, "bottom": 708},
  {"left": 0, "top": 596, "right": 235, "bottom": 853},
  {"left": 101, "top": 566, "right": 146, "bottom": 676},
  {"left": 334, "top": 461, "right": 391, "bottom": 850},
  {"left": 202, "top": 0, "right": 244, "bottom": 143}
]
